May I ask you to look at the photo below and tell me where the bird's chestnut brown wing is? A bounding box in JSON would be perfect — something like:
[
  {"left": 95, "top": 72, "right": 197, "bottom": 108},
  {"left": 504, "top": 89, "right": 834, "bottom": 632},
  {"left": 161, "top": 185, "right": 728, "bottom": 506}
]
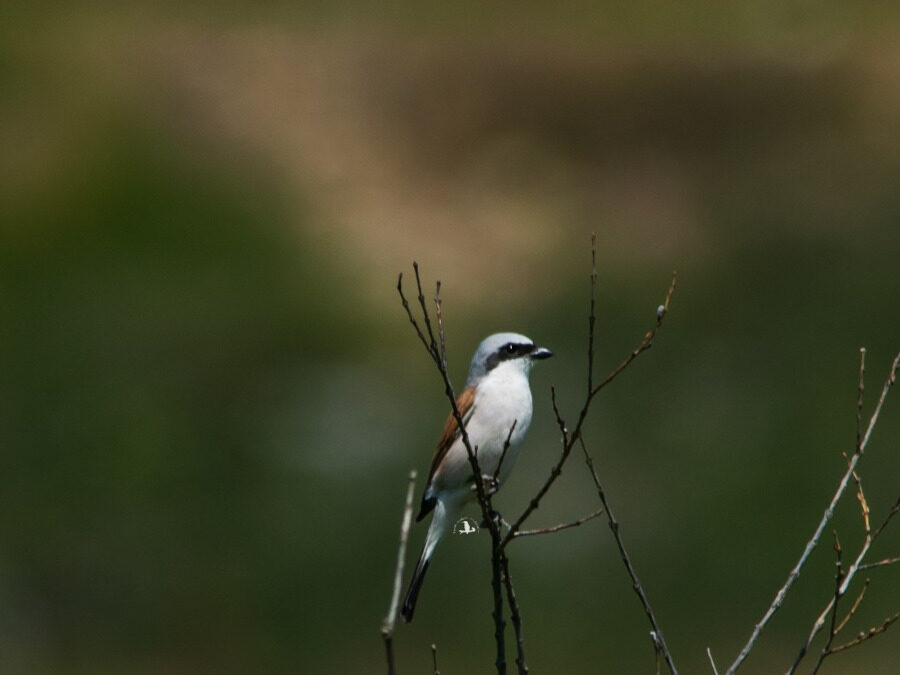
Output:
[{"left": 415, "top": 385, "right": 476, "bottom": 521}]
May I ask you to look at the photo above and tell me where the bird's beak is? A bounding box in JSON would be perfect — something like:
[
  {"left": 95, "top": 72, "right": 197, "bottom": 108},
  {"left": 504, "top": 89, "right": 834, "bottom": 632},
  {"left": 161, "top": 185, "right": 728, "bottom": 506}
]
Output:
[{"left": 530, "top": 346, "right": 554, "bottom": 360}]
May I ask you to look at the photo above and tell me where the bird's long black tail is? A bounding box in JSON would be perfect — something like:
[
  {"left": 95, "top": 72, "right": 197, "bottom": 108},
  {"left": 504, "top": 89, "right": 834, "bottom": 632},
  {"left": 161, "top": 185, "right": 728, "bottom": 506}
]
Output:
[
  {"left": 400, "top": 550, "right": 430, "bottom": 622},
  {"left": 400, "top": 498, "right": 452, "bottom": 622}
]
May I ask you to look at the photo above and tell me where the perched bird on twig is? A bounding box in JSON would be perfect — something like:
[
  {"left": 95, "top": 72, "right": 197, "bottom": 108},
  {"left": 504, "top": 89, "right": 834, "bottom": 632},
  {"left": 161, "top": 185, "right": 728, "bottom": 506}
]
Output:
[{"left": 401, "top": 332, "right": 552, "bottom": 622}]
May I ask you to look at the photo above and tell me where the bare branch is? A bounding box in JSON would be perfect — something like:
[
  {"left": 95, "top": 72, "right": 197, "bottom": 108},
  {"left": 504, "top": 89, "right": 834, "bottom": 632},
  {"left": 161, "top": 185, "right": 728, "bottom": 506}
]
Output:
[
  {"left": 788, "top": 492, "right": 900, "bottom": 672},
  {"left": 501, "top": 261, "right": 676, "bottom": 551},
  {"left": 587, "top": 232, "right": 597, "bottom": 394},
  {"left": 490, "top": 533, "right": 508, "bottom": 675},
  {"left": 589, "top": 270, "right": 676, "bottom": 398},
  {"left": 849, "top": 468, "right": 871, "bottom": 535},
  {"left": 829, "top": 613, "right": 900, "bottom": 654},
  {"left": 871, "top": 497, "right": 900, "bottom": 540},
  {"left": 808, "top": 531, "right": 846, "bottom": 674},
  {"left": 858, "top": 555, "right": 900, "bottom": 571},
  {"left": 856, "top": 347, "right": 865, "bottom": 452},
  {"left": 493, "top": 420, "right": 518, "bottom": 483},
  {"left": 838, "top": 502, "right": 898, "bottom": 599},
  {"left": 650, "top": 631, "right": 665, "bottom": 675},
  {"left": 381, "top": 470, "right": 418, "bottom": 675},
  {"left": 550, "top": 385, "right": 567, "bottom": 440},
  {"left": 580, "top": 435, "right": 678, "bottom": 675},
  {"left": 859, "top": 352, "right": 900, "bottom": 452},
  {"left": 501, "top": 553, "right": 528, "bottom": 675},
  {"left": 414, "top": 262, "right": 440, "bottom": 358},
  {"left": 512, "top": 507, "right": 605, "bottom": 538},
  {"left": 835, "top": 578, "right": 869, "bottom": 634},
  {"left": 434, "top": 280, "right": 448, "bottom": 368},
  {"left": 707, "top": 647, "right": 720, "bottom": 675},
  {"left": 727, "top": 350, "right": 900, "bottom": 675},
  {"left": 791, "top": 601, "right": 835, "bottom": 674},
  {"left": 397, "top": 271, "right": 434, "bottom": 359},
  {"left": 431, "top": 643, "right": 440, "bottom": 675}
]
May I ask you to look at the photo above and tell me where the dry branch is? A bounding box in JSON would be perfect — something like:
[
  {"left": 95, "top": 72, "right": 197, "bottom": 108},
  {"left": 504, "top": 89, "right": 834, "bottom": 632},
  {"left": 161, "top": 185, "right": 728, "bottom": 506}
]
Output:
[
  {"left": 501, "top": 553, "right": 528, "bottom": 675},
  {"left": 829, "top": 613, "right": 900, "bottom": 654},
  {"left": 493, "top": 420, "right": 518, "bottom": 483},
  {"left": 512, "top": 507, "right": 605, "bottom": 538},
  {"left": 788, "top": 493, "right": 900, "bottom": 674},
  {"left": 581, "top": 436, "right": 678, "bottom": 675},
  {"left": 726, "top": 349, "right": 900, "bottom": 675},
  {"left": 858, "top": 555, "right": 900, "bottom": 572},
  {"left": 835, "top": 578, "right": 869, "bottom": 634},
  {"left": 381, "top": 470, "right": 418, "bottom": 675},
  {"left": 499, "top": 244, "right": 676, "bottom": 552}
]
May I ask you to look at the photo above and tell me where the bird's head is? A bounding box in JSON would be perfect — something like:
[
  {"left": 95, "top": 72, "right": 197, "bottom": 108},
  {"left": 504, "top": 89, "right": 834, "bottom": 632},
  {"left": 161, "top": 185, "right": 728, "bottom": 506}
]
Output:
[{"left": 466, "top": 332, "right": 553, "bottom": 386}]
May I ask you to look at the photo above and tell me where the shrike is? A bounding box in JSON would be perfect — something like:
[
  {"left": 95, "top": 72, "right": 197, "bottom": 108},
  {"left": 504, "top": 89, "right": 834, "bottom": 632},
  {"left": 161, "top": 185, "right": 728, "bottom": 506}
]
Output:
[{"left": 401, "top": 332, "right": 553, "bottom": 622}]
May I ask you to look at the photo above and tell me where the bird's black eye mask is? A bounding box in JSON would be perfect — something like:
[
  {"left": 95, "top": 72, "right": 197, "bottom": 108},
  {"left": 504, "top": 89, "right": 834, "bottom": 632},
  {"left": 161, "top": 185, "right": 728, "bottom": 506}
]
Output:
[{"left": 484, "top": 342, "right": 535, "bottom": 372}]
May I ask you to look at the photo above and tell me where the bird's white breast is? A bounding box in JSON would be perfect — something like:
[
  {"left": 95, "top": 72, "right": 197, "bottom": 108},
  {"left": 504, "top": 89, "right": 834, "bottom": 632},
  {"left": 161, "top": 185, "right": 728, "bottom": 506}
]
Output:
[
  {"left": 433, "top": 361, "right": 534, "bottom": 496},
  {"left": 472, "top": 361, "right": 534, "bottom": 450}
]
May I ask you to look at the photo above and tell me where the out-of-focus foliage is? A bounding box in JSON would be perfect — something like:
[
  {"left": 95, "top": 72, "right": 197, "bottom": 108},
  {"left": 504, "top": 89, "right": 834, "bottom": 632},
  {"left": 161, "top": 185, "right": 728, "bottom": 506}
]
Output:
[{"left": 1, "top": 3, "right": 898, "bottom": 674}]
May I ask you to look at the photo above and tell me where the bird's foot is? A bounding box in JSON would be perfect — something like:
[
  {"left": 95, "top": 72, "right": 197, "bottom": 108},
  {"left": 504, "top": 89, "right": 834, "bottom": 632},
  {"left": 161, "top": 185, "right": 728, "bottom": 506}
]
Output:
[
  {"left": 479, "top": 509, "right": 506, "bottom": 530},
  {"left": 469, "top": 474, "right": 499, "bottom": 496},
  {"left": 482, "top": 474, "right": 500, "bottom": 496}
]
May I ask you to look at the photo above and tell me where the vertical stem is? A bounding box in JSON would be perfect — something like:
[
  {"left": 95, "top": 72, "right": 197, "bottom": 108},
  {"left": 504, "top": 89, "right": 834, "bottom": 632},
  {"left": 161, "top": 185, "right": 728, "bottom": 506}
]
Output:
[
  {"left": 490, "top": 519, "right": 507, "bottom": 675},
  {"left": 581, "top": 438, "right": 678, "bottom": 675},
  {"left": 381, "top": 471, "right": 418, "bottom": 675},
  {"left": 502, "top": 553, "right": 528, "bottom": 674}
]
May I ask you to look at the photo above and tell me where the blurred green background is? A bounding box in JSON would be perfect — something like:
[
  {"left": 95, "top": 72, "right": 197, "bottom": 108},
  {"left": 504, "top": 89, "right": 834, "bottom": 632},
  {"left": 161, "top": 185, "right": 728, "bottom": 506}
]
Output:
[{"left": 1, "top": 3, "right": 899, "bottom": 673}]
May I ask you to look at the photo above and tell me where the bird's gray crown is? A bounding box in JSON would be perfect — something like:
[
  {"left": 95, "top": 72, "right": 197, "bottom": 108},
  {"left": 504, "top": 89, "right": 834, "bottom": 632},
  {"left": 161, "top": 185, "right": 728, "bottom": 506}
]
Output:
[{"left": 466, "top": 332, "right": 535, "bottom": 386}]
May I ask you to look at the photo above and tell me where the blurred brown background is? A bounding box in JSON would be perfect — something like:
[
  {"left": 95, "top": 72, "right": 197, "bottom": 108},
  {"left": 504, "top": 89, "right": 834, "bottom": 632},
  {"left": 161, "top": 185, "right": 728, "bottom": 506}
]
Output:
[{"left": 1, "top": 2, "right": 899, "bottom": 673}]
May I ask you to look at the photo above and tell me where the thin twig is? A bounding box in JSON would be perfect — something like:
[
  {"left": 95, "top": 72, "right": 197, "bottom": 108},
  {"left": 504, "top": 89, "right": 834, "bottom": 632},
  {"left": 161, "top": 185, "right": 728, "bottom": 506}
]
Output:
[
  {"left": 837, "top": 504, "right": 899, "bottom": 606},
  {"left": 809, "top": 531, "right": 845, "bottom": 674},
  {"left": 435, "top": 280, "right": 447, "bottom": 367},
  {"left": 512, "top": 507, "right": 605, "bottom": 538},
  {"left": 727, "top": 350, "right": 900, "bottom": 675},
  {"left": 589, "top": 271, "right": 676, "bottom": 398},
  {"left": 398, "top": 269, "right": 433, "bottom": 357},
  {"left": 871, "top": 498, "right": 900, "bottom": 540},
  {"left": 415, "top": 263, "right": 439, "bottom": 357},
  {"left": 858, "top": 555, "right": 900, "bottom": 571},
  {"left": 850, "top": 468, "right": 871, "bottom": 536},
  {"left": 381, "top": 470, "right": 418, "bottom": 675},
  {"left": 505, "top": 237, "right": 677, "bottom": 672},
  {"left": 835, "top": 579, "right": 869, "bottom": 634},
  {"left": 587, "top": 232, "right": 597, "bottom": 395},
  {"left": 791, "top": 602, "right": 833, "bottom": 674},
  {"left": 856, "top": 348, "right": 865, "bottom": 452},
  {"left": 829, "top": 613, "right": 900, "bottom": 653},
  {"left": 500, "top": 256, "right": 676, "bottom": 551},
  {"left": 787, "top": 494, "right": 900, "bottom": 673},
  {"left": 580, "top": 435, "right": 678, "bottom": 675},
  {"left": 493, "top": 420, "right": 518, "bottom": 483},
  {"left": 501, "top": 553, "right": 528, "bottom": 675},
  {"left": 707, "top": 647, "right": 720, "bottom": 675},
  {"left": 490, "top": 530, "right": 508, "bottom": 675},
  {"left": 432, "top": 643, "right": 440, "bottom": 675},
  {"left": 651, "top": 631, "right": 664, "bottom": 675}
]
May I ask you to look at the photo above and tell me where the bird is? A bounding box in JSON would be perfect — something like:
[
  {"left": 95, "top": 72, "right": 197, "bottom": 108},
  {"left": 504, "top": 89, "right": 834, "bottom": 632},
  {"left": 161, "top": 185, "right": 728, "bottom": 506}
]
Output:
[{"left": 400, "top": 332, "right": 553, "bottom": 622}]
